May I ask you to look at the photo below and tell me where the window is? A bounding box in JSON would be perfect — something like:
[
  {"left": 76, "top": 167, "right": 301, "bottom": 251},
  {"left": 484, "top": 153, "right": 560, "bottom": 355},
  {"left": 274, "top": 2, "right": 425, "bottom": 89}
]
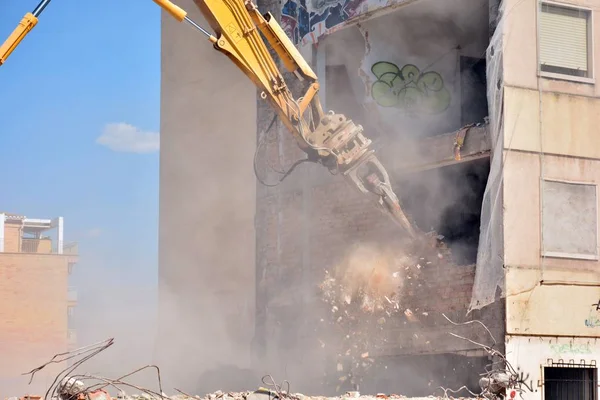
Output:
[
  {"left": 539, "top": 2, "right": 593, "bottom": 80},
  {"left": 460, "top": 56, "right": 488, "bottom": 126},
  {"left": 544, "top": 366, "right": 597, "bottom": 400},
  {"left": 542, "top": 179, "right": 598, "bottom": 260},
  {"left": 67, "top": 306, "right": 75, "bottom": 318}
]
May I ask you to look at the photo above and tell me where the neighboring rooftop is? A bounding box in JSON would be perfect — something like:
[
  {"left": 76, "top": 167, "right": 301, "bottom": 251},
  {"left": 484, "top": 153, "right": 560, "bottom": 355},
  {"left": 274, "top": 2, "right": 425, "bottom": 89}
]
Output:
[{"left": 0, "top": 212, "right": 76, "bottom": 255}]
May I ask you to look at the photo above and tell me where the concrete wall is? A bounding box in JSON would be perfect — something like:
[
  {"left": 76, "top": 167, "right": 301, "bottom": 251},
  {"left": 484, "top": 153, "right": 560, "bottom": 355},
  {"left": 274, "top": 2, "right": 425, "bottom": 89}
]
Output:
[
  {"left": 0, "top": 253, "right": 70, "bottom": 396},
  {"left": 504, "top": 87, "right": 600, "bottom": 158},
  {"left": 157, "top": 0, "right": 257, "bottom": 391},
  {"left": 502, "top": 0, "right": 600, "bottom": 333},
  {"left": 504, "top": 152, "right": 600, "bottom": 336},
  {"left": 501, "top": 0, "right": 600, "bottom": 397}
]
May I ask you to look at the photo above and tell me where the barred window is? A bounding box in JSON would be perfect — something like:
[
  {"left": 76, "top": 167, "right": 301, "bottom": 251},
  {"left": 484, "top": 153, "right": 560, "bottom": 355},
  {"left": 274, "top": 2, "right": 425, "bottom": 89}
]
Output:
[{"left": 544, "top": 366, "right": 597, "bottom": 400}]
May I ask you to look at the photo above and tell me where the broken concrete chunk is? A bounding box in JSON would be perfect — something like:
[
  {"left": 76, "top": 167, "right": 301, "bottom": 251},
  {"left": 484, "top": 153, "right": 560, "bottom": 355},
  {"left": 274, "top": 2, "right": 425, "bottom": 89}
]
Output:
[
  {"left": 58, "top": 377, "right": 85, "bottom": 397},
  {"left": 245, "top": 392, "right": 272, "bottom": 400}
]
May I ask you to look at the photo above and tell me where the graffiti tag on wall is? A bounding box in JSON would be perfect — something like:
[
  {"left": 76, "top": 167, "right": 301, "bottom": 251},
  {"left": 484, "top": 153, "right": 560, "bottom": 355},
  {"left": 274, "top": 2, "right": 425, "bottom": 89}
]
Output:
[
  {"left": 550, "top": 343, "right": 592, "bottom": 355},
  {"left": 281, "top": 0, "right": 366, "bottom": 45},
  {"left": 585, "top": 300, "right": 600, "bottom": 328},
  {"left": 370, "top": 62, "right": 451, "bottom": 115}
]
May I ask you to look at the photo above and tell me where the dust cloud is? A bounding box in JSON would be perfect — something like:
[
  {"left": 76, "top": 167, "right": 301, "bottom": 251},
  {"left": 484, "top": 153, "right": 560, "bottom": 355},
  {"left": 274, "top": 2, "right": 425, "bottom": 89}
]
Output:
[
  {"left": 69, "top": 284, "right": 159, "bottom": 390},
  {"left": 266, "top": 0, "right": 495, "bottom": 395},
  {"left": 22, "top": 0, "right": 262, "bottom": 395},
  {"left": 10, "top": 1, "right": 495, "bottom": 398},
  {"left": 321, "top": 0, "right": 490, "bottom": 261},
  {"left": 332, "top": 244, "right": 406, "bottom": 301}
]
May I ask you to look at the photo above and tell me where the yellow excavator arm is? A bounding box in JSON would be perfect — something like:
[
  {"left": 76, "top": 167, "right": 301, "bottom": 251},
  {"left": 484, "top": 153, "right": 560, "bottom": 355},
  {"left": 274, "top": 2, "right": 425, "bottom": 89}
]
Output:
[
  {"left": 0, "top": 0, "right": 415, "bottom": 236},
  {"left": 0, "top": 0, "right": 46, "bottom": 66}
]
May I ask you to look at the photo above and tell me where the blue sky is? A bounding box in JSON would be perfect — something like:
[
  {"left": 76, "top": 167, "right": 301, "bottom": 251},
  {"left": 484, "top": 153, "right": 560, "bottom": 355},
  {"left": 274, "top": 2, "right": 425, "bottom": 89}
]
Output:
[{"left": 0, "top": 1, "right": 162, "bottom": 287}]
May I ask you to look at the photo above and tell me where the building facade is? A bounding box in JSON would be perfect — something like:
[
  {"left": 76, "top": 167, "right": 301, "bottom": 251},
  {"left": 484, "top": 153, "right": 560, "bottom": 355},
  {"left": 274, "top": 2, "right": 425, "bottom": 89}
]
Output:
[
  {"left": 252, "top": 0, "right": 503, "bottom": 395},
  {"left": 157, "top": 0, "right": 257, "bottom": 392},
  {"left": 500, "top": 0, "right": 600, "bottom": 399},
  {"left": 159, "top": 0, "right": 600, "bottom": 397},
  {"left": 0, "top": 213, "right": 78, "bottom": 396},
  {"left": 254, "top": 0, "right": 600, "bottom": 396}
]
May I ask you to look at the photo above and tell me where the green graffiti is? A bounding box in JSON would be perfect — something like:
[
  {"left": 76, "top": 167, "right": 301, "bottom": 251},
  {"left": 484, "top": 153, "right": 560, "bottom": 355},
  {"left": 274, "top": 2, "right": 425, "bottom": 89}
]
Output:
[
  {"left": 370, "top": 62, "right": 451, "bottom": 115},
  {"left": 550, "top": 343, "right": 592, "bottom": 355}
]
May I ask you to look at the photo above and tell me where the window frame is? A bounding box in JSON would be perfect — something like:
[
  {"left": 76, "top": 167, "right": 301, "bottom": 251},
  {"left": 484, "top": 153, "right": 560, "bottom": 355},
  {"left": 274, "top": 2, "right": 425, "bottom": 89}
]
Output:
[
  {"left": 540, "top": 178, "right": 599, "bottom": 261},
  {"left": 537, "top": 0, "right": 595, "bottom": 84},
  {"left": 542, "top": 362, "right": 598, "bottom": 400}
]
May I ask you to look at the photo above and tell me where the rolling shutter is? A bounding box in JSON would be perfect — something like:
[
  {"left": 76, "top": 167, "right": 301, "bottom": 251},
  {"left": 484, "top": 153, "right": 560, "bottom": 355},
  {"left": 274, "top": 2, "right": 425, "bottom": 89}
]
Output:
[{"left": 539, "top": 4, "right": 589, "bottom": 72}]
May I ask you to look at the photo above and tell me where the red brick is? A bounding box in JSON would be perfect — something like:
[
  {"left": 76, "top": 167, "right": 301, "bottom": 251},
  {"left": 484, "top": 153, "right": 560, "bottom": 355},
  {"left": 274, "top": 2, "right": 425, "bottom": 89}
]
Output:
[{"left": 0, "top": 252, "right": 72, "bottom": 396}]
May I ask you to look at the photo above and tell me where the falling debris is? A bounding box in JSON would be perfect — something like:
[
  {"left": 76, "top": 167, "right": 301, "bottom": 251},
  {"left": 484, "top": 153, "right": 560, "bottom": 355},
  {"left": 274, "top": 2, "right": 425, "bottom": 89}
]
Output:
[
  {"left": 403, "top": 309, "right": 417, "bottom": 322},
  {"left": 317, "top": 232, "right": 456, "bottom": 389}
]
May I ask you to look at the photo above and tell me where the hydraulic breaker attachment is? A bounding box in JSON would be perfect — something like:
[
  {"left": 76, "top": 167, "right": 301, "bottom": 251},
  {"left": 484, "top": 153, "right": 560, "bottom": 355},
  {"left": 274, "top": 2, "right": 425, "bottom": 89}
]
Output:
[{"left": 188, "top": 0, "right": 416, "bottom": 236}]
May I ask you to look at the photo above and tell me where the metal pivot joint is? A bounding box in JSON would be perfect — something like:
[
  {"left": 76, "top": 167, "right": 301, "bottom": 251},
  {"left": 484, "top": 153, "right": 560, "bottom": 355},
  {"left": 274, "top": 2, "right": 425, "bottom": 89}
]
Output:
[{"left": 306, "top": 112, "right": 416, "bottom": 237}]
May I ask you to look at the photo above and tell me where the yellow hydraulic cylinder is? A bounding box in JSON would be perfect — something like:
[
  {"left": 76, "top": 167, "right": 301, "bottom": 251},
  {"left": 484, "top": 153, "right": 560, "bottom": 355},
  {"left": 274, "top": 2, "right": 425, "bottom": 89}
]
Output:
[{"left": 0, "top": 13, "right": 38, "bottom": 66}]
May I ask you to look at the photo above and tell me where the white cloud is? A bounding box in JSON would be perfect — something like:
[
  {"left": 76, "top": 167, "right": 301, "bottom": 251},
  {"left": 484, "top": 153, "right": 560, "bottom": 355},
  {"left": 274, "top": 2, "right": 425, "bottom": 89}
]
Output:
[{"left": 96, "top": 122, "right": 159, "bottom": 153}]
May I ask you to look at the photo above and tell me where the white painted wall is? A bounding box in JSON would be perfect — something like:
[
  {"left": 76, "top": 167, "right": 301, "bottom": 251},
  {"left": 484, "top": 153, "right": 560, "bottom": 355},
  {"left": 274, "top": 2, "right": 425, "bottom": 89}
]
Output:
[{"left": 506, "top": 335, "right": 600, "bottom": 400}]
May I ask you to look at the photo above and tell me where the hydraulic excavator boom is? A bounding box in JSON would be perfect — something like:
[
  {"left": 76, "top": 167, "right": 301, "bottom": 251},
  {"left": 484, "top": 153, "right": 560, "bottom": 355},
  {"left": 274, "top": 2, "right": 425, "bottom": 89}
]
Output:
[{"left": 1, "top": 0, "right": 416, "bottom": 237}]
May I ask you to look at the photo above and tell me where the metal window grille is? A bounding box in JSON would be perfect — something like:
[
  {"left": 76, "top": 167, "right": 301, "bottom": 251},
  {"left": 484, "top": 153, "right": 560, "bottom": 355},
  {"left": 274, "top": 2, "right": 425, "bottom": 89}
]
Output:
[
  {"left": 543, "top": 361, "right": 598, "bottom": 400},
  {"left": 539, "top": 2, "right": 591, "bottom": 77}
]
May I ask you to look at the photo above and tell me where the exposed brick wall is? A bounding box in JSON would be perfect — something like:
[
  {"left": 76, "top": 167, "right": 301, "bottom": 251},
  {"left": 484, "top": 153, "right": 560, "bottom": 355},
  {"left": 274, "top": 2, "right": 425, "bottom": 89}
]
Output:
[
  {"left": 4, "top": 222, "right": 22, "bottom": 253},
  {"left": 257, "top": 175, "right": 503, "bottom": 334},
  {"left": 0, "top": 253, "right": 69, "bottom": 396},
  {"left": 255, "top": 172, "right": 504, "bottom": 392}
]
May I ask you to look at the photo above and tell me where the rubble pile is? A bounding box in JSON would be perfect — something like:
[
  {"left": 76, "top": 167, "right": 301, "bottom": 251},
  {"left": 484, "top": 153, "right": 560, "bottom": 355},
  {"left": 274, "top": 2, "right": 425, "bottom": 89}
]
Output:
[
  {"left": 317, "top": 233, "right": 456, "bottom": 390},
  {"left": 16, "top": 376, "right": 481, "bottom": 400},
  {"left": 100, "top": 389, "right": 480, "bottom": 400},
  {"left": 5, "top": 378, "right": 482, "bottom": 400}
]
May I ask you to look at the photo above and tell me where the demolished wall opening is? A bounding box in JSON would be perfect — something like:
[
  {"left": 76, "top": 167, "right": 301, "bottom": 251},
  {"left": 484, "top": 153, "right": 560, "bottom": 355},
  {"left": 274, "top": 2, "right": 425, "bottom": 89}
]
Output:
[
  {"left": 250, "top": 0, "right": 505, "bottom": 394},
  {"left": 307, "top": 0, "right": 500, "bottom": 396},
  {"left": 460, "top": 57, "right": 488, "bottom": 127},
  {"left": 398, "top": 158, "right": 491, "bottom": 266},
  {"left": 322, "top": 0, "right": 492, "bottom": 266}
]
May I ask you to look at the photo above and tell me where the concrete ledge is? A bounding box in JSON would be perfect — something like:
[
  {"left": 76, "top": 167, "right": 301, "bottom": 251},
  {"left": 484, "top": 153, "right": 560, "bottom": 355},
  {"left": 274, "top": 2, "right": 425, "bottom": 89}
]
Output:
[
  {"left": 256, "top": 124, "right": 492, "bottom": 197},
  {"left": 382, "top": 124, "right": 492, "bottom": 176}
]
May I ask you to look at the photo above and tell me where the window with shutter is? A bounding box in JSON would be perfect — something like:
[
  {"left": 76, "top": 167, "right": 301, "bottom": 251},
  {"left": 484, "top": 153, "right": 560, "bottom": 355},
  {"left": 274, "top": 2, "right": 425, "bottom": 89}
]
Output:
[{"left": 539, "top": 2, "right": 592, "bottom": 79}]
